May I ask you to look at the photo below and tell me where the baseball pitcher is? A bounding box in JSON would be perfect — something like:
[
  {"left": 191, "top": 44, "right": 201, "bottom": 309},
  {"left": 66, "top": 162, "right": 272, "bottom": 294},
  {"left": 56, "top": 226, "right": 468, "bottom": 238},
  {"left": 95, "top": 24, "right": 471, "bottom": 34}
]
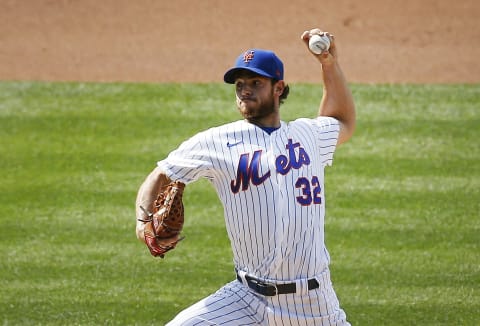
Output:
[{"left": 135, "top": 27, "right": 356, "bottom": 325}]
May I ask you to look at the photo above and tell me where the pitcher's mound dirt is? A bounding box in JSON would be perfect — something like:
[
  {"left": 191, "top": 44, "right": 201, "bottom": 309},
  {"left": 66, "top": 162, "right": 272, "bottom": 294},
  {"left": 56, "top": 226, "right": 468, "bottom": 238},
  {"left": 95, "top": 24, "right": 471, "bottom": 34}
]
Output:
[{"left": 1, "top": 0, "right": 479, "bottom": 83}]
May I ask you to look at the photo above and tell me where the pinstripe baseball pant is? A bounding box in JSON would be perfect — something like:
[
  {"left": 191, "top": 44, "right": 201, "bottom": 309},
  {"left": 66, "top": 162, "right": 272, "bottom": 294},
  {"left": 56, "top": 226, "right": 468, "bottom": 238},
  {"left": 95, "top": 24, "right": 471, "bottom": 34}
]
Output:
[{"left": 166, "top": 268, "right": 350, "bottom": 326}]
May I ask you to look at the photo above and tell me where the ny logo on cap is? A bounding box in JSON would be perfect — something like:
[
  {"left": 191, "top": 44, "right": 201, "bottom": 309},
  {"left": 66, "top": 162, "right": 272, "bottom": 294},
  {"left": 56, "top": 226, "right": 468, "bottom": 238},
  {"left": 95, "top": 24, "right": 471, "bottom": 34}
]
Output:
[{"left": 243, "top": 50, "right": 255, "bottom": 63}]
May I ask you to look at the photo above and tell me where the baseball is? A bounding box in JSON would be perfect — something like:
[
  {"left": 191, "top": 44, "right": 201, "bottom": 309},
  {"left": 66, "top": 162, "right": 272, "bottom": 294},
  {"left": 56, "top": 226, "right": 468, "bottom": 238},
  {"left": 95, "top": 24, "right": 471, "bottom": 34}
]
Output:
[{"left": 308, "top": 34, "right": 330, "bottom": 54}]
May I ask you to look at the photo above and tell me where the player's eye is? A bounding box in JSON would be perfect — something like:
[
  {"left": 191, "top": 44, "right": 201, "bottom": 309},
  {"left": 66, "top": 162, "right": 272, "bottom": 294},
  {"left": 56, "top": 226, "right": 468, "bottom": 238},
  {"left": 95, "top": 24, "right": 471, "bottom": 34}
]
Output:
[
  {"left": 252, "top": 80, "right": 263, "bottom": 88},
  {"left": 235, "top": 82, "right": 244, "bottom": 91}
]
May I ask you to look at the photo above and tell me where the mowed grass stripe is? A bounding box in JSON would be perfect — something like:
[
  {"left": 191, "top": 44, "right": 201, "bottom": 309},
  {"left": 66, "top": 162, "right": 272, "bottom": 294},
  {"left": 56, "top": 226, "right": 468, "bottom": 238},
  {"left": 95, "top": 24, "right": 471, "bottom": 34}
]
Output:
[{"left": 0, "top": 81, "right": 478, "bottom": 325}]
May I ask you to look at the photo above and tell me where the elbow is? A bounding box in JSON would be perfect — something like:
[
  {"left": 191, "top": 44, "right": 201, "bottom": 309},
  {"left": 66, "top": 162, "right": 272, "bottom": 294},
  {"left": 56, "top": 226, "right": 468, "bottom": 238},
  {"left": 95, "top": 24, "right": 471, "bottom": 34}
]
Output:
[
  {"left": 342, "top": 104, "right": 356, "bottom": 142},
  {"left": 337, "top": 117, "right": 356, "bottom": 145},
  {"left": 347, "top": 119, "right": 356, "bottom": 139}
]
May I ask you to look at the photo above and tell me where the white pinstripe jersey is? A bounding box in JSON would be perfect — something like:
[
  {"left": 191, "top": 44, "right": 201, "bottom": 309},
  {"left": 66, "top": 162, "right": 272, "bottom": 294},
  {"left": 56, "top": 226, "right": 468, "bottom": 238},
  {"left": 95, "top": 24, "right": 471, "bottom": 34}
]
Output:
[{"left": 158, "top": 117, "right": 340, "bottom": 282}]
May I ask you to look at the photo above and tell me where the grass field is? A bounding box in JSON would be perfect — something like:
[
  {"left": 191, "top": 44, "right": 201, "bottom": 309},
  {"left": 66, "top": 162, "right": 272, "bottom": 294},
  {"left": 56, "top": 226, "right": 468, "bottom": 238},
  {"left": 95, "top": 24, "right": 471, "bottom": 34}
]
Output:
[{"left": 0, "top": 81, "right": 479, "bottom": 325}]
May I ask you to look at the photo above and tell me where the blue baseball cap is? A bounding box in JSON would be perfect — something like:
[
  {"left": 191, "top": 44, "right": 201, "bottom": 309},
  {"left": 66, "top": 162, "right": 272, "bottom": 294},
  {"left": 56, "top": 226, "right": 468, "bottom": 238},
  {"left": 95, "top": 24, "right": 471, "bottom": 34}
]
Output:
[{"left": 223, "top": 49, "right": 284, "bottom": 84}]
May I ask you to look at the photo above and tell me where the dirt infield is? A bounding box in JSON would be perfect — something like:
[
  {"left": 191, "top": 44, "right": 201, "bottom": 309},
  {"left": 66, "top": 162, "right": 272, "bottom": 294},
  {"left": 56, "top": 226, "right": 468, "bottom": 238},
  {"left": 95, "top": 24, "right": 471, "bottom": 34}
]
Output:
[{"left": 1, "top": 0, "right": 479, "bottom": 83}]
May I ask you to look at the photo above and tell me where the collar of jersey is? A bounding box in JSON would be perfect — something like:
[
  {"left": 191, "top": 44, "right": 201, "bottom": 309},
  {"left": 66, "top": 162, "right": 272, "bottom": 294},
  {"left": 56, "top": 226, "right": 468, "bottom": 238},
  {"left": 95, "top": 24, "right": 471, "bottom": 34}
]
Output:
[{"left": 259, "top": 126, "right": 280, "bottom": 135}]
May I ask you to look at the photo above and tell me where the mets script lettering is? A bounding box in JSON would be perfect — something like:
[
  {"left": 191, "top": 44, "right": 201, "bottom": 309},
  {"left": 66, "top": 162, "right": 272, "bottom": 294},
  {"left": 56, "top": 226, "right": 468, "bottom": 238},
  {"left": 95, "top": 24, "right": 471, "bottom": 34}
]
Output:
[
  {"left": 230, "top": 139, "right": 311, "bottom": 193},
  {"left": 230, "top": 150, "right": 271, "bottom": 193},
  {"left": 276, "top": 139, "right": 311, "bottom": 175}
]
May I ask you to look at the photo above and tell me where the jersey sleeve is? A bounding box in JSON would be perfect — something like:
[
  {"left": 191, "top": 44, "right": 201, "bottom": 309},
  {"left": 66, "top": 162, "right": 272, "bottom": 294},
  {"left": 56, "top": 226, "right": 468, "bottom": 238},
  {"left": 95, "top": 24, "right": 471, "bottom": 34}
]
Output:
[
  {"left": 314, "top": 116, "right": 340, "bottom": 166},
  {"left": 157, "top": 131, "right": 214, "bottom": 184},
  {"left": 294, "top": 116, "right": 340, "bottom": 166}
]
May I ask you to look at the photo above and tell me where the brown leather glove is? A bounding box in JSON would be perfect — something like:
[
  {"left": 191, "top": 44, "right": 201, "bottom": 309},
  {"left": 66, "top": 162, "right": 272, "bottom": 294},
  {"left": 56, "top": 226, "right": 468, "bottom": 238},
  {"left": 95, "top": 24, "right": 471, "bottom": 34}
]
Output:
[{"left": 139, "top": 181, "right": 185, "bottom": 258}]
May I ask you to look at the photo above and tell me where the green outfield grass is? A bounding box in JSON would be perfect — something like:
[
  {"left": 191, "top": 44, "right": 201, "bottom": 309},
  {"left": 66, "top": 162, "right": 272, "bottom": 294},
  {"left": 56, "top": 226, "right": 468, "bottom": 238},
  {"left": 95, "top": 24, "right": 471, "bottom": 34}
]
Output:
[{"left": 0, "top": 81, "right": 478, "bottom": 325}]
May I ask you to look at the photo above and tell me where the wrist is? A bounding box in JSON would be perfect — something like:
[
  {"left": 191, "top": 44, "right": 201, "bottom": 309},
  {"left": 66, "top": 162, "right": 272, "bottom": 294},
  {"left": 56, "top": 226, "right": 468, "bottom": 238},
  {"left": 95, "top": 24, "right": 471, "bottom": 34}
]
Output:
[
  {"left": 320, "top": 58, "right": 338, "bottom": 70},
  {"left": 136, "top": 221, "right": 147, "bottom": 241}
]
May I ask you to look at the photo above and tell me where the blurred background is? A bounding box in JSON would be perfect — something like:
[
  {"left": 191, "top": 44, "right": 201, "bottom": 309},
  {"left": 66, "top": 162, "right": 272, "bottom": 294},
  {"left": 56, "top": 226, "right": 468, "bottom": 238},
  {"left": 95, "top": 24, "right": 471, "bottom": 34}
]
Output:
[{"left": 1, "top": 0, "right": 479, "bottom": 84}]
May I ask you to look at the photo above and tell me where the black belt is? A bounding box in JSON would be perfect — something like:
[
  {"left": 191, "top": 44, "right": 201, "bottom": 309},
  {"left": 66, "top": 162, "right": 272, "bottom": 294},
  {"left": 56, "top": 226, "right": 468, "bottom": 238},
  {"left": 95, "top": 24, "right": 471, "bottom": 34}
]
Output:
[{"left": 236, "top": 273, "right": 319, "bottom": 296}]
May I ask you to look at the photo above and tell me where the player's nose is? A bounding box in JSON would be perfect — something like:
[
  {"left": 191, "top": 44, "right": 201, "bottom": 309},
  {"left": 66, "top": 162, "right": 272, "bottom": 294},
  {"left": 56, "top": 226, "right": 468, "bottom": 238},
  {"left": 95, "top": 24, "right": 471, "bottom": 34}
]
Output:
[{"left": 237, "top": 85, "right": 253, "bottom": 97}]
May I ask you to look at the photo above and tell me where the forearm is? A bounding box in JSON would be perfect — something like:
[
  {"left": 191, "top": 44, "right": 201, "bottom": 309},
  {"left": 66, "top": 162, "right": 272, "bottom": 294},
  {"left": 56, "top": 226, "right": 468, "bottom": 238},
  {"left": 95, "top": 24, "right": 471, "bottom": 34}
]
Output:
[
  {"left": 135, "top": 166, "right": 171, "bottom": 240},
  {"left": 301, "top": 28, "right": 356, "bottom": 145},
  {"left": 319, "top": 61, "right": 356, "bottom": 145}
]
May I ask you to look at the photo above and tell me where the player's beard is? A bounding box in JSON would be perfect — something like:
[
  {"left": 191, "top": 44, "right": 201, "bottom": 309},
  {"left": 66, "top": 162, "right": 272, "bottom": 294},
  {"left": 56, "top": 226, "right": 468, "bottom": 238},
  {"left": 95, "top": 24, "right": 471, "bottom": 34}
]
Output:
[{"left": 237, "top": 90, "right": 276, "bottom": 124}]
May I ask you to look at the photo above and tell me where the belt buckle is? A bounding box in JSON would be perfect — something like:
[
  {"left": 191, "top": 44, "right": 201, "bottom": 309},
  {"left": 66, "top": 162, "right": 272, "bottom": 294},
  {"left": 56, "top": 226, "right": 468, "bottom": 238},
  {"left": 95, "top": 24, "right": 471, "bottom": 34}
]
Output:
[{"left": 250, "top": 278, "right": 278, "bottom": 296}]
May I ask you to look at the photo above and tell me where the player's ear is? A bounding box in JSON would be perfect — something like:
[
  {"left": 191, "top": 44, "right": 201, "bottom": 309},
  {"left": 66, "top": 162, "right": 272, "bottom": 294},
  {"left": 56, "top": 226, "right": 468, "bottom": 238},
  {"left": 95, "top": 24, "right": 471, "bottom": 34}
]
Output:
[{"left": 274, "top": 80, "right": 285, "bottom": 95}]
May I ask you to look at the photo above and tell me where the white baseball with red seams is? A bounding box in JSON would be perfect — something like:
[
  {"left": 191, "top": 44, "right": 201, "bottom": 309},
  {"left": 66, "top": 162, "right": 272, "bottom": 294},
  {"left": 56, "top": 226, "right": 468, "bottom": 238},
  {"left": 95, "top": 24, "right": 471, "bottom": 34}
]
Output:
[{"left": 309, "top": 34, "right": 331, "bottom": 54}]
